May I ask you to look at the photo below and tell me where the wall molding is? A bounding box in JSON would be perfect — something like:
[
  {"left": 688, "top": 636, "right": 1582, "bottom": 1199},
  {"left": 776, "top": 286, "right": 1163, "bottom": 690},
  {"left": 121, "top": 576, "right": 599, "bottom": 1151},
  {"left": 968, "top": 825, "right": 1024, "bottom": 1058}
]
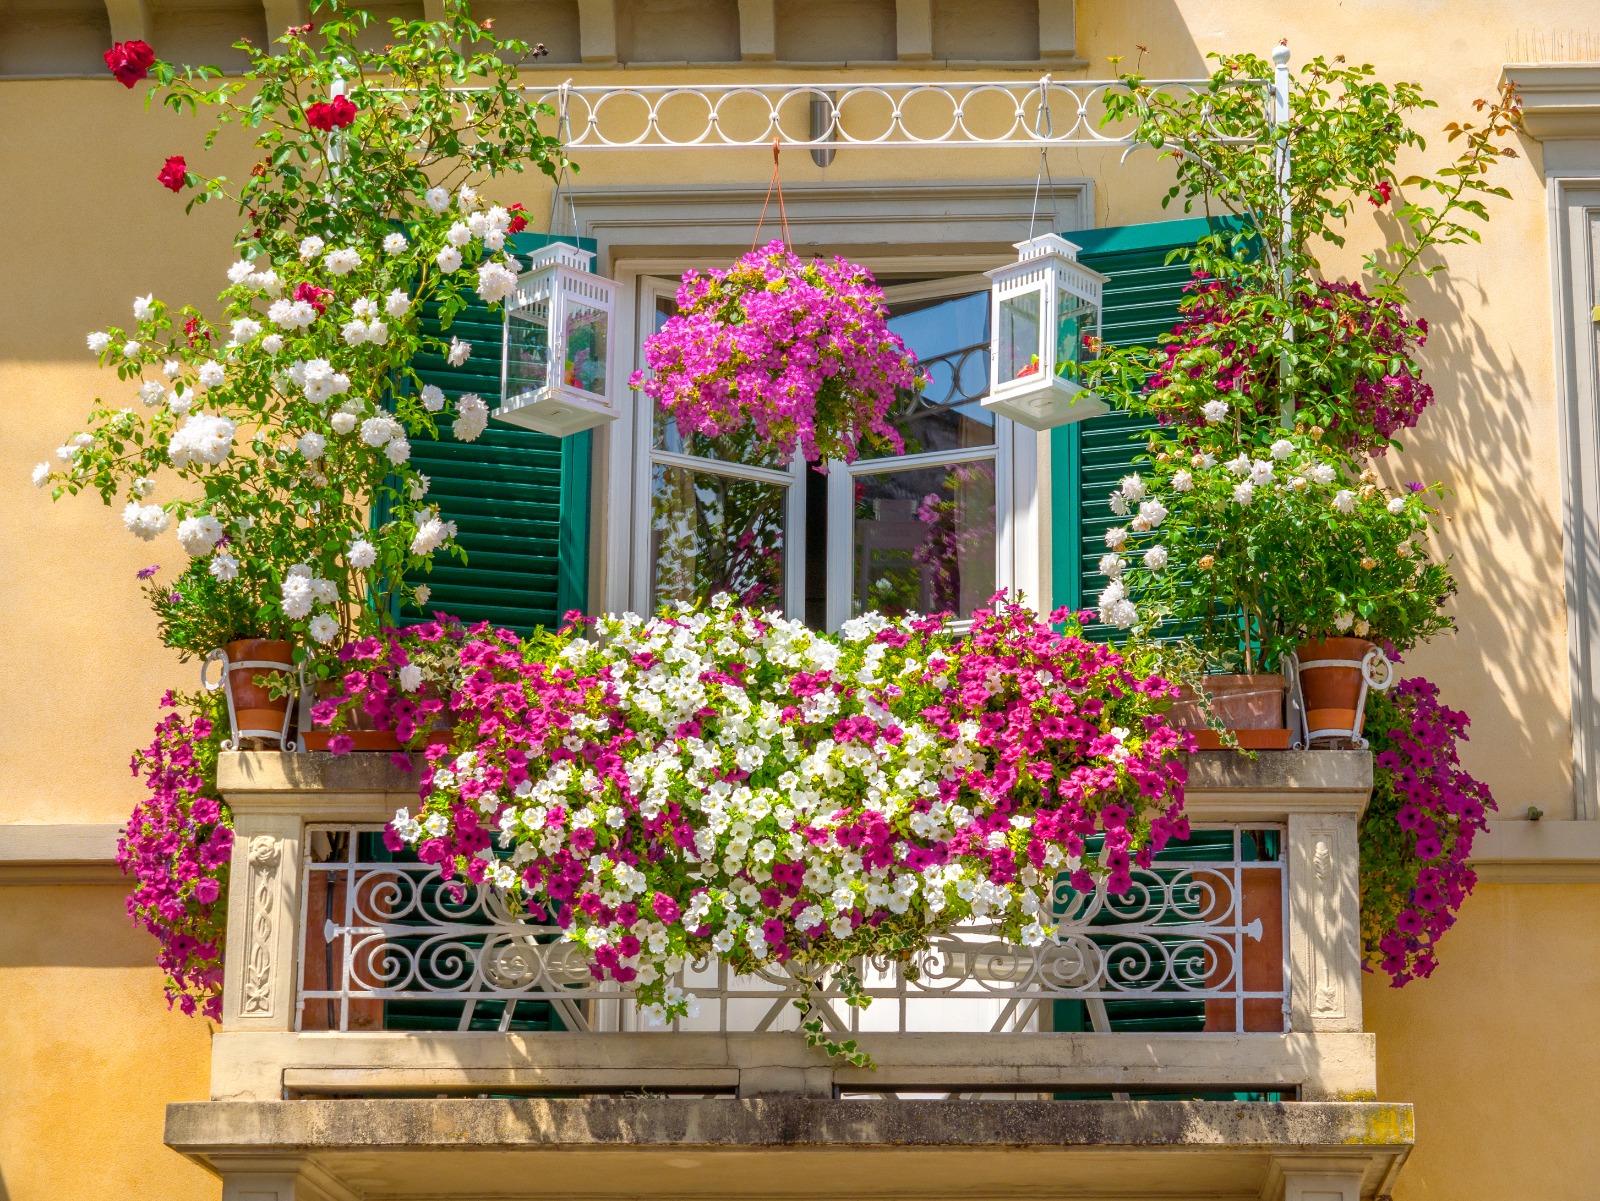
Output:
[
  {"left": 0, "top": 822, "right": 125, "bottom": 885},
  {"left": 1470, "top": 819, "right": 1600, "bottom": 883},
  {"left": 1503, "top": 64, "right": 1600, "bottom": 142}
]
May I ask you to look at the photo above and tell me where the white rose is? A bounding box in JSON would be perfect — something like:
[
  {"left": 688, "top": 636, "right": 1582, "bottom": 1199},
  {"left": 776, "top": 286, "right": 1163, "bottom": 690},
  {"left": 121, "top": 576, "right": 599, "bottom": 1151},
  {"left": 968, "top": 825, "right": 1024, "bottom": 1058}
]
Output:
[
  {"left": 420, "top": 384, "right": 445, "bottom": 411},
  {"left": 436, "top": 246, "right": 463, "bottom": 273},
  {"left": 385, "top": 289, "right": 411, "bottom": 318},
  {"left": 1201, "top": 398, "right": 1229, "bottom": 424},
  {"left": 347, "top": 538, "right": 378, "bottom": 569},
  {"left": 1332, "top": 489, "right": 1357, "bottom": 515}
]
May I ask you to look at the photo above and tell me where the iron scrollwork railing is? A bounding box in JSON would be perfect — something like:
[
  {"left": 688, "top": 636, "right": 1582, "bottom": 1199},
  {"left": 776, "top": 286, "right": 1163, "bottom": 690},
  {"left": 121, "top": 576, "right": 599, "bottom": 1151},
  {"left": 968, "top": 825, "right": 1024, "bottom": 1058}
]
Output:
[{"left": 297, "top": 826, "right": 1286, "bottom": 1035}]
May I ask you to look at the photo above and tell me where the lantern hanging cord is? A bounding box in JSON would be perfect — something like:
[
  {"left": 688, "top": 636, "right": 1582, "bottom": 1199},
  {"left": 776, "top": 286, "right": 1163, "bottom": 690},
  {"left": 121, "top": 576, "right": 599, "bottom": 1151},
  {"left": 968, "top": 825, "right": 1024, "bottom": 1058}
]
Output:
[
  {"left": 547, "top": 81, "right": 581, "bottom": 240},
  {"left": 752, "top": 139, "right": 793, "bottom": 251},
  {"left": 1028, "top": 75, "right": 1058, "bottom": 240}
]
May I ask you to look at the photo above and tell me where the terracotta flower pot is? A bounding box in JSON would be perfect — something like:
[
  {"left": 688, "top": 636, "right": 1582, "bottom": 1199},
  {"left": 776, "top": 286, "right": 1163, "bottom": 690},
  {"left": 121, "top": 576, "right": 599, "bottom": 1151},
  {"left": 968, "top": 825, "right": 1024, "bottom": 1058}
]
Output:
[
  {"left": 223, "top": 638, "right": 295, "bottom": 740},
  {"left": 301, "top": 680, "right": 402, "bottom": 753},
  {"left": 1296, "top": 637, "right": 1375, "bottom": 745},
  {"left": 1170, "top": 673, "right": 1290, "bottom": 750}
]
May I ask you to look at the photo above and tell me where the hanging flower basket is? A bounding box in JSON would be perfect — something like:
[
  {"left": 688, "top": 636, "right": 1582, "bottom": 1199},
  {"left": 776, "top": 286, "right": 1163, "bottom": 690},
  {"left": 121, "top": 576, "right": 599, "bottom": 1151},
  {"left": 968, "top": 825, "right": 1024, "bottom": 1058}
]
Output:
[{"left": 631, "top": 241, "right": 919, "bottom": 465}]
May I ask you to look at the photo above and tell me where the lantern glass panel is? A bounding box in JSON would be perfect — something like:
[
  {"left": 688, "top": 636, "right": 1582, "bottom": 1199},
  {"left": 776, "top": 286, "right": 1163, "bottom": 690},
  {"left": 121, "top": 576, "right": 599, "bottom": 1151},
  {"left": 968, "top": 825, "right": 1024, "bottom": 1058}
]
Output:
[
  {"left": 997, "top": 290, "right": 1044, "bottom": 384},
  {"left": 562, "top": 301, "right": 609, "bottom": 398},
  {"left": 1053, "top": 296, "right": 1098, "bottom": 381},
  {"left": 506, "top": 302, "right": 550, "bottom": 398}
]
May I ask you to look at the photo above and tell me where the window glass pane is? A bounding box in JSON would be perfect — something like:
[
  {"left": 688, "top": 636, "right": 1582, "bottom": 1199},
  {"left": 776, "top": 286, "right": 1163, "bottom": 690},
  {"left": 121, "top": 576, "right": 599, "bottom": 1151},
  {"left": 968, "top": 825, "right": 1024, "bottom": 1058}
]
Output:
[
  {"left": 883, "top": 291, "right": 995, "bottom": 457},
  {"left": 652, "top": 463, "right": 786, "bottom": 609},
  {"left": 563, "top": 302, "right": 607, "bottom": 397},
  {"left": 647, "top": 292, "right": 785, "bottom": 468},
  {"left": 998, "top": 290, "right": 1042, "bottom": 383},
  {"left": 852, "top": 459, "right": 996, "bottom": 619}
]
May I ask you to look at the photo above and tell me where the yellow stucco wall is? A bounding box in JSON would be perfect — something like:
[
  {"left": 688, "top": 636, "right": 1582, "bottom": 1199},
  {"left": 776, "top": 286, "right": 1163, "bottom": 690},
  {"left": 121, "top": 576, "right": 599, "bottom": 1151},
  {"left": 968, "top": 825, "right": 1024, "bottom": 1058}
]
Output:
[{"left": 1, "top": 2, "right": 1596, "bottom": 1198}]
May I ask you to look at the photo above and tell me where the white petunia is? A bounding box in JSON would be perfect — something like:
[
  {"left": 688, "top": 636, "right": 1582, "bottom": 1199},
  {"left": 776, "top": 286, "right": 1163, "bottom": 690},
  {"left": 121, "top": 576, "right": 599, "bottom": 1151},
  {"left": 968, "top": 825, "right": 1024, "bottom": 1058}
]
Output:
[
  {"left": 1201, "top": 398, "right": 1230, "bottom": 424},
  {"left": 347, "top": 538, "right": 378, "bottom": 569},
  {"left": 297, "top": 431, "right": 326, "bottom": 460},
  {"left": 209, "top": 552, "right": 239, "bottom": 581},
  {"left": 447, "top": 337, "right": 471, "bottom": 367},
  {"left": 424, "top": 186, "right": 450, "bottom": 213},
  {"left": 476, "top": 261, "right": 518, "bottom": 304},
  {"left": 452, "top": 393, "right": 489, "bottom": 441},
  {"left": 1270, "top": 438, "right": 1294, "bottom": 461},
  {"left": 176, "top": 514, "right": 225, "bottom": 556},
  {"left": 435, "top": 246, "right": 463, "bottom": 273},
  {"left": 122, "top": 502, "right": 169, "bottom": 541},
  {"left": 87, "top": 332, "right": 111, "bottom": 354},
  {"left": 398, "top": 664, "right": 423, "bottom": 692},
  {"left": 323, "top": 247, "right": 361, "bottom": 276},
  {"left": 298, "top": 234, "right": 325, "bottom": 260},
  {"left": 197, "top": 360, "right": 225, "bottom": 387},
  {"left": 308, "top": 613, "right": 340, "bottom": 644},
  {"left": 1143, "top": 545, "right": 1169, "bottom": 572},
  {"left": 1171, "top": 469, "right": 1193, "bottom": 493},
  {"left": 383, "top": 232, "right": 408, "bottom": 254},
  {"left": 1332, "top": 489, "right": 1357, "bottom": 515},
  {"left": 385, "top": 289, "right": 411, "bottom": 319},
  {"left": 133, "top": 293, "right": 158, "bottom": 320},
  {"left": 420, "top": 384, "right": 445, "bottom": 412},
  {"left": 1232, "top": 482, "right": 1255, "bottom": 506}
]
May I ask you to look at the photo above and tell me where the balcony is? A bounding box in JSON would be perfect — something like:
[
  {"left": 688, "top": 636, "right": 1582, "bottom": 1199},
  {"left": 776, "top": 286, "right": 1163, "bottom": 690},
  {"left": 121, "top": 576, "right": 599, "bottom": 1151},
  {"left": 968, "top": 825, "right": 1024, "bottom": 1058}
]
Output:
[{"left": 166, "top": 750, "right": 1412, "bottom": 1201}]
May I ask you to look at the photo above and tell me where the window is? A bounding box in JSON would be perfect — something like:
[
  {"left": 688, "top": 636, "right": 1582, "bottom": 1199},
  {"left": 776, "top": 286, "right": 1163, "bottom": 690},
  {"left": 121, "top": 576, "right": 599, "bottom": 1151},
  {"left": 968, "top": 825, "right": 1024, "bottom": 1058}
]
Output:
[{"left": 632, "top": 269, "right": 1035, "bottom": 627}]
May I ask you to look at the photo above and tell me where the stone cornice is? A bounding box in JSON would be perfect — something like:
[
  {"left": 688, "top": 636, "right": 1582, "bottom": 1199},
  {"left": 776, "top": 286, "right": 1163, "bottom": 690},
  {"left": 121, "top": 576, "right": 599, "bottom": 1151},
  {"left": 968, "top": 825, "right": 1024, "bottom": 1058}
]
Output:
[{"left": 1502, "top": 64, "right": 1600, "bottom": 141}]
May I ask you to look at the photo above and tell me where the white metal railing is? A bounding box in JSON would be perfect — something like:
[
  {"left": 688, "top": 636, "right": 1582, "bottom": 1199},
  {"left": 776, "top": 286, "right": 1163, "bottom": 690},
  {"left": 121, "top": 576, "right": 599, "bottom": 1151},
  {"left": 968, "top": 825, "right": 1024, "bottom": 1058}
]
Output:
[
  {"left": 296, "top": 824, "right": 1287, "bottom": 1036},
  {"left": 508, "top": 77, "right": 1271, "bottom": 150}
]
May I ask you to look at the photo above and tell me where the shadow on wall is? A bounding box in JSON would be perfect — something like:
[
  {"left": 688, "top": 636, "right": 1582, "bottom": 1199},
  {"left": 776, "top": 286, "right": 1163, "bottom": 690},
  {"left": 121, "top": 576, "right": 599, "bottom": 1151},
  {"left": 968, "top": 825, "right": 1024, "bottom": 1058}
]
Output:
[{"left": 1367, "top": 211, "right": 1569, "bottom": 808}]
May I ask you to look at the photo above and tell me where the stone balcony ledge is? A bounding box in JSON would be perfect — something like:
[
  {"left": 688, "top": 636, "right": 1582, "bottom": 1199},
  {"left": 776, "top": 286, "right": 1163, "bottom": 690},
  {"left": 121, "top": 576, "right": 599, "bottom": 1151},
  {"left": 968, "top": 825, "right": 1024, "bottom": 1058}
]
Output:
[
  {"left": 167, "top": 1096, "right": 1412, "bottom": 1201},
  {"left": 217, "top": 748, "right": 1372, "bottom": 824}
]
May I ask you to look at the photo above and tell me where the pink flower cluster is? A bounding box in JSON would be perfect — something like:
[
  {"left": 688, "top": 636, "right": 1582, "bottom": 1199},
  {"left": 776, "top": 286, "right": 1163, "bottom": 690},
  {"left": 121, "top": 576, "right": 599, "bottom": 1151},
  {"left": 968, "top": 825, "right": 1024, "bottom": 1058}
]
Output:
[
  {"left": 1147, "top": 276, "right": 1434, "bottom": 456},
  {"left": 630, "top": 242, "right": 919, "bottom": 465},
  {"left": 1363, "top": 676, "right": 1496, "bottom": 986},
  {"left": 119, "top": 691, "right": 232, "bottom": 1018}
]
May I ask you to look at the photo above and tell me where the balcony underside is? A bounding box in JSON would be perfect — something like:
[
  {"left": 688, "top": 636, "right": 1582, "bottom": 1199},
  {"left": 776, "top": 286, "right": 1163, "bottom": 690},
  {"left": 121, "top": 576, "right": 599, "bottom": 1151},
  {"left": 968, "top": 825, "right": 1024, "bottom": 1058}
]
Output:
[{"left": 167, "top": 1096, "right": 1412, "bottom": 1201}]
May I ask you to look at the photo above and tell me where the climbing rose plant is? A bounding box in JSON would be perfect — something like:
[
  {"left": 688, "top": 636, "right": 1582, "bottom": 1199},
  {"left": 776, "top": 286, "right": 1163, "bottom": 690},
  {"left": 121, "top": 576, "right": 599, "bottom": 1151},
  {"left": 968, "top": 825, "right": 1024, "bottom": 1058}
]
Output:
[
  {"left": 121, "top": 692, "right": 233, "bottom": 1018},
  {"left": 372, "top": 596, "right": 1192, "bottom": 1029},
  {"left": 632, "top": 241, "right": 919, "bottom": 465},
  {"left": 1360, "top": 677, "right": 1495, "bottom": 986}
]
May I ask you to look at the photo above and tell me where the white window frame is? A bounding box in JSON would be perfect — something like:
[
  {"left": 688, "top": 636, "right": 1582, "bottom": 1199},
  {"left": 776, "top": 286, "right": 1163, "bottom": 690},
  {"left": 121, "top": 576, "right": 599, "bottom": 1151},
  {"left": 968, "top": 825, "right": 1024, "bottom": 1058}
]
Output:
[
  {"left": 629, "top": 274, "right": 807, "bottom": 618},
  {"left": 824, "top": 275, "right": 1036, "bottom": 630}
]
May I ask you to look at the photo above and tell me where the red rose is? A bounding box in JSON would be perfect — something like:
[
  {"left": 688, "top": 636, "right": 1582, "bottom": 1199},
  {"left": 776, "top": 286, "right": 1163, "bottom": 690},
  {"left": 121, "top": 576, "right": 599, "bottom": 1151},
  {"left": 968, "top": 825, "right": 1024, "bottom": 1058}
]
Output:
[
  {"left": 507, "top": 202, "right": 529, "bottom": 234},
  {"left": 184, "top": 317, "right": 211, "bottom": 347},
  {"left": 305, "top": 96, "right": 358, "bottom": 132},
  {"left": 157, "top": 155, "right": 187, "bottom": 192},
  {"left": 104, "top": 40, "right": 155, "bottom": 88},
  {"left": 293, "top": 282, "right": 333, "bottom": 315},
  {"left": 1369, "top": 180, "right": 1394, "bottom": 207}
]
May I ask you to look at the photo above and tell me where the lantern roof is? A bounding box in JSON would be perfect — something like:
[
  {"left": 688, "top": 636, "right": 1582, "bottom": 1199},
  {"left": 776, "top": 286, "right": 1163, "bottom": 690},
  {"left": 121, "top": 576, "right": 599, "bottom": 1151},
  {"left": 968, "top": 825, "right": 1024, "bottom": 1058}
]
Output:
[{"left": 985, "top": 233, "right": 1111, "bottom": 283}]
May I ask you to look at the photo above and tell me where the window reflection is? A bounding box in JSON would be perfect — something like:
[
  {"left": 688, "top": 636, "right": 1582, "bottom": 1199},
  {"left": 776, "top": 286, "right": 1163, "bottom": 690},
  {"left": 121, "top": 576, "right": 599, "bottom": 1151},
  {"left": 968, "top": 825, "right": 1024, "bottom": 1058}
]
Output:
[
  {"left": 852, "top": 459, "right": 996, "bottom": 619},
  {"left": 885, "top": 291, "right": 995, "bottom": 457},
  {"left": 651, "top": 464, "right": 786, "bottom": 610}
]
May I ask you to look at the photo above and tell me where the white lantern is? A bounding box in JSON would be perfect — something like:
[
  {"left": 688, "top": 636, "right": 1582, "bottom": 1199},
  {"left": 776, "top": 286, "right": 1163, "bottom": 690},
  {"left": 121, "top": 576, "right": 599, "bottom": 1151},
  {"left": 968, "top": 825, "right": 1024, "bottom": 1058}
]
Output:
[
  {"left": 983, "top": 234, "right": 1111, "bottom": 431},
  {"left": 496, "top": 242, "right": 618, "bottom": 437}
]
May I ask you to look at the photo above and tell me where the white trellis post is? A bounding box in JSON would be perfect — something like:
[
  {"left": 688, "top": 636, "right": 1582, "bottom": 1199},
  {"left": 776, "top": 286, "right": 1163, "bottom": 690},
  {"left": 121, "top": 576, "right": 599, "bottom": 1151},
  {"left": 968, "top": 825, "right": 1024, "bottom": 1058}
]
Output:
[{"left": 1271, "top": 42, "right": 1294, "bottom": 428}]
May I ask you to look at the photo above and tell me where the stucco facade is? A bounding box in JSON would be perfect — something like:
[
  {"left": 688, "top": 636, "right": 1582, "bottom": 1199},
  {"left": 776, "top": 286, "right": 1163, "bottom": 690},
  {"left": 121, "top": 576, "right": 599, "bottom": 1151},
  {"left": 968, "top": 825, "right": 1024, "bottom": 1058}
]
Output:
[{"left": 3, "top": 1, "right": 1599, "bottom": 1198}]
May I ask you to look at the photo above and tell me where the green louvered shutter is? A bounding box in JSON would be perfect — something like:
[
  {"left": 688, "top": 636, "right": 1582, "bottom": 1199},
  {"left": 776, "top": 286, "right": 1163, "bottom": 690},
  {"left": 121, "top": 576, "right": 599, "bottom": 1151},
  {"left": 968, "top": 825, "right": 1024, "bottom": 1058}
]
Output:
[
  {"left": 1049, "top": 218, "right": 1214, "bottom": 615},
  {"left": 407, "top": 233, "right": 593, "bottom": 634}
]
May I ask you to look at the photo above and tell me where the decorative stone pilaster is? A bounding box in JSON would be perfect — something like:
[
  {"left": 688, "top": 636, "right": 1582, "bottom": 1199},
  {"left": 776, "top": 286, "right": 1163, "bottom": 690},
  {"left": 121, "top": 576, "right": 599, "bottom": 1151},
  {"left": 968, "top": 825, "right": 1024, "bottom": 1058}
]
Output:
[
  {"left": 220, "top": 813, "right": 303, "bottom": 1031},
  {"left": 1288, "top": 812, "right": 1364, "bottom": 1033}
]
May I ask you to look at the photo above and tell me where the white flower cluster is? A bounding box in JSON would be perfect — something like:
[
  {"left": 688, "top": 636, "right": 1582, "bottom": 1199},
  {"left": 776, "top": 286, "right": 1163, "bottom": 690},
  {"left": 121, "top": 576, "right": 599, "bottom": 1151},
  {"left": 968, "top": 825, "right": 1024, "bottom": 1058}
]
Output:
[
  {"left": 1096, "top": 473, "right": 1169, "bottom": 629},
  {"left": 167, "top": 414, "right": 237, "bottom": 469}
]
